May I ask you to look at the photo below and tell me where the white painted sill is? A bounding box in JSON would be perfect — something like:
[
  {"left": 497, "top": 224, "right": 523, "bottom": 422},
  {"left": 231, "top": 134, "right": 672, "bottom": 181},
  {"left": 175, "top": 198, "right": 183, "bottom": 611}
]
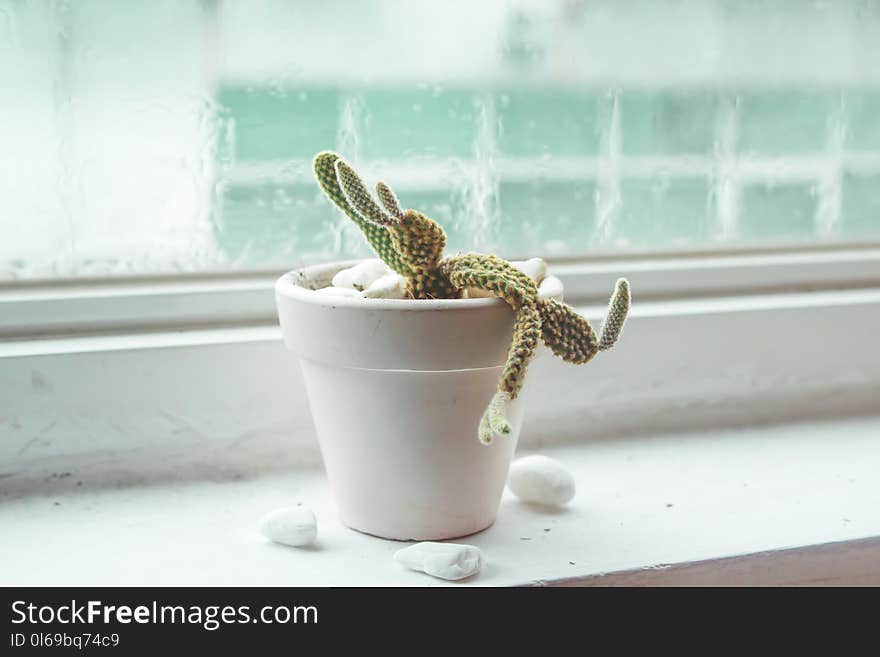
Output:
[
  {"left": 2, "top": 415, "right": 879, "bottom": 586},
  {"left": 2, "top": 245, "right": 880, "bottom": 585}
]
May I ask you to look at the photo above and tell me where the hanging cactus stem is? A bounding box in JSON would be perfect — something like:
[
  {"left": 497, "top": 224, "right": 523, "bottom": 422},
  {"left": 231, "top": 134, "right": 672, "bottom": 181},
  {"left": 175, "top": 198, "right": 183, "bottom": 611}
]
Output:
[
  {"left": 312, "top": 151, "right": 632, "bottom": 443},
  {"left": 599, "top": 278, "right": 631, "bottom": 351}
]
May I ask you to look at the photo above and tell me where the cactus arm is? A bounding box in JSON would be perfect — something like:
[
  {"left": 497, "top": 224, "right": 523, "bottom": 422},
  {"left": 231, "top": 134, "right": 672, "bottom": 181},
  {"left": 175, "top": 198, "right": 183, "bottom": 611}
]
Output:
[
  {"left": 376, "top": 181, "right": 404, "bottom": 220},
  {"left": 478, "top": 391, "right": 512, "bottom": 445},
  {"left": 335, "top": 159, "right": 396, "bottom": 226},
  {"left": 500, "top": 301, "right": 542, "bottom": 399},
  {"left": 536, "top": 277, "right": 630, "bottom": 363},
  {"left": 442, "top": 254, "right": 542, "bottom": 442},
  {"left": 442, "top": 253, "right": 539, "bottom": 306},
  {"left": 477, "top": 405, "right": 495, "bottom": 446},
  {"left": 475, "top": 303, "right": 541, "bottom": 444},
  {"left": 536, "top": 297, "right": 599, "bottom": 364},
  {"left": 314, "top": 152, "right": 452, "bottom": 294},
  {"left": 598, "top": 278, "right": 631, "bottom": 351},
  {"left": 313, "top": 151, "right": 410, "bottom": 274},
  {"left": 477, "top": 302, "right": 541, "bottom": 444},
  {"left": 393, "top": 210, "right": 456, "bottom": 299},
  {"left": 441, "top": 254, "right": 541, "bottom": 397}
]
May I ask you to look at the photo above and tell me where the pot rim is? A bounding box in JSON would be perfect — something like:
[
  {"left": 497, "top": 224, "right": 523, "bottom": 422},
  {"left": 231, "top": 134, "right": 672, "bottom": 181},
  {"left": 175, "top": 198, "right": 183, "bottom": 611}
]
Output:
[
  {"left": 275, "top": 259, "right": 518, "bottom": 313},
  {"left": 275, "top": 259, "right": 561, "bottom": 370}
]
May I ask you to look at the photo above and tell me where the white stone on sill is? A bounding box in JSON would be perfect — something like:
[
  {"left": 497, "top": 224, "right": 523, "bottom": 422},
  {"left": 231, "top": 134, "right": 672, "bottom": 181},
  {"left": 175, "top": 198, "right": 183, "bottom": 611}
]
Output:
[
  {"left": 393, "top": 542, "right": 482, "bottom": 580},
  {"left": 507, "top": 454, "right": 576, "bottom": 507},
  {"left": 259, "top": 506, "right": 317, "bottom": 547}
]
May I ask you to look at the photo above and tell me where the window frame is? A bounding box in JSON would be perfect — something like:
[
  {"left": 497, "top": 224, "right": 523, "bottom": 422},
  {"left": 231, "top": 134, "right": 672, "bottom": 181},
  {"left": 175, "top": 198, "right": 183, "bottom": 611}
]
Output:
[
  {"left": 2, "top": 242, "right": 880, "bottom": 474},
  {"left": 1, "top": 242, "right": 878, "bottom": 339}
]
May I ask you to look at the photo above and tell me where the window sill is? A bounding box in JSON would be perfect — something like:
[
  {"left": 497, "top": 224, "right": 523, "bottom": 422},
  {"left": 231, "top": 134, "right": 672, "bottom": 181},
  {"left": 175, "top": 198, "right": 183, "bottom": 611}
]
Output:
[
  {"left": 3, "top": 286, "right": 879, "bottom": 473},
  {"left": 2, "top": 247, "right": 879, "bottom": 585},
  {"left": 2, "top": 415, "right": 879, "bottom": 586}
]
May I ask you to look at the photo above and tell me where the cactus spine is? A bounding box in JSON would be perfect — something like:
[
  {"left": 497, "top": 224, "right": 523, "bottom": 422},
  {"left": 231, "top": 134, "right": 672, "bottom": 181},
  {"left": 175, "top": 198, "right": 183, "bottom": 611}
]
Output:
[{"left": 313, "top": 151, "right": 631, "bottom": 444}]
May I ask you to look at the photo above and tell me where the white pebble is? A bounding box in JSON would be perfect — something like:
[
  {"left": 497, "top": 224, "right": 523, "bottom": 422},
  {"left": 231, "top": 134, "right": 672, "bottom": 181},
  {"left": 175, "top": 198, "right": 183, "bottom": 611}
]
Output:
[
  {"left": 511, "top": 257, "right": 548, "bottom": 284},
  {"left": 537, "top": 275, "right": 564, "bottom": 300},
  {"left": 507, "top": 455, "right": 575, "bottom": 507},
  {"left": 332, "top": 259, "right": 390, "bottom": 290},
  {"left": 260, "top": 506, "right": 317, "bottom": 547},
  {"left": 394, "top": 542, "right": 482, "bottom": 581},
  {"left": 360, "top": 272, "right": 408, "bottom": 299},
  {"left": 315, "top": 286, "right": 360, "bottom": 297}
]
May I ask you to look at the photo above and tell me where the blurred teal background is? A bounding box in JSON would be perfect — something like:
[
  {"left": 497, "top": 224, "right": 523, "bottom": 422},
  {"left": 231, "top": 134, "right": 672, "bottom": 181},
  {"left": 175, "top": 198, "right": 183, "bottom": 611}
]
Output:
[
  {"left": 216, "top": 84, "right": 879, "bottom": 265},
  {"left": 1, "top": 0, "right": 878, "bottom": 278}
]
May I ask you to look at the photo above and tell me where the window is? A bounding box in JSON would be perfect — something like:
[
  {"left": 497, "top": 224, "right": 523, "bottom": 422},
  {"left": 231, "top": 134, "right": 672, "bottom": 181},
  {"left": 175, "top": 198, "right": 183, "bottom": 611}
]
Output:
[
  {"left": 3, "top": 2, "right": 880, "bottom": 589},
  {"left": 2, "top": 0, "right": 878, "bottom": 281}
]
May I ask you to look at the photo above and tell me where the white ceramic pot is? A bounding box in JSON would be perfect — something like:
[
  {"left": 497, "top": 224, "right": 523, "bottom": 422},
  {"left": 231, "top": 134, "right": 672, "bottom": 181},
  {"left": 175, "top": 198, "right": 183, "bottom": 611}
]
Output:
[{"left": 275, "top": 260, "right": 557, "bottom": 541}]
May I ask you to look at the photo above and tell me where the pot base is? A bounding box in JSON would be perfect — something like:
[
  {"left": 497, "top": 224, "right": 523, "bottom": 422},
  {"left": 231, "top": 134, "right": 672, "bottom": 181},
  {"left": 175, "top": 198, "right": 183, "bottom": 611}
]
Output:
[{"left": 339, "top": 514, "right": 498, "bottom": 542}]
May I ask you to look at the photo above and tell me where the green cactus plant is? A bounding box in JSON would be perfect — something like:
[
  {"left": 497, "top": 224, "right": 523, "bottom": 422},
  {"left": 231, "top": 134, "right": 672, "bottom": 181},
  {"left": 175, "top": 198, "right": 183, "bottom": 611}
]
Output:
[{"left": 313, "top": 151, "right": 631, "bottom": 444}]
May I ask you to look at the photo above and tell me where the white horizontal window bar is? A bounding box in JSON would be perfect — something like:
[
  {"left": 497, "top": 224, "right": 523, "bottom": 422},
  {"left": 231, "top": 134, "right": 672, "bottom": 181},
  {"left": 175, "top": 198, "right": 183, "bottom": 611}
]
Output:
[
  {"left": 226, "top": 154, "right": 880, "bottom": 187},
  {"left": 554, "top": 245, "right": 880, "bottom": 301},
  {"left": 2, "top": 245, "right": 879, "bottom": 339},
  {"left": 0, "top": 275, "right": 279, "bottom": 339}
]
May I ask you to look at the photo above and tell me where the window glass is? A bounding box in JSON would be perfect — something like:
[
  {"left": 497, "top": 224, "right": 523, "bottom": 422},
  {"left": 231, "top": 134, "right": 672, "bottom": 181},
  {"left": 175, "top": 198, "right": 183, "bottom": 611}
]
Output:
[{"left": 2, "top": 0, "right": 879, "bottom": 279}]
